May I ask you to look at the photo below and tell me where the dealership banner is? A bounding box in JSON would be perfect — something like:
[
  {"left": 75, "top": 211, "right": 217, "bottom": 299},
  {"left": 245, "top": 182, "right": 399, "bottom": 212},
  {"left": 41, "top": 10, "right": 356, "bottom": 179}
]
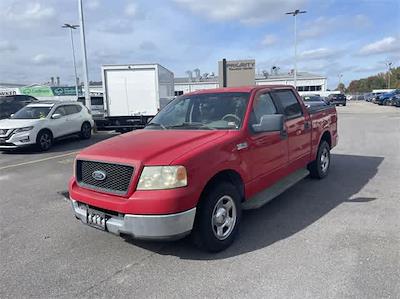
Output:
[
  {"left": 0, "top": 88, "right": 20, "bottom": 96},
  {"left": 51, "top": 86, "right": 82, "bottom": 96},
  {"left": 20, "top": 86, "right": 54, "bottom": 97}
]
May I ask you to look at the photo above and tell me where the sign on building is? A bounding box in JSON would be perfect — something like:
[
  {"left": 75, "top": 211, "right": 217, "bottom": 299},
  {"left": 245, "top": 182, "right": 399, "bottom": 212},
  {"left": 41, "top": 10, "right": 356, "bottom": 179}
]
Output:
[
  {"left": 0, "top": 88, "right": 20, "bottom": 96},
  {"left": 218, "top": 59, "right": 255, "bottom": 87},
  {"left": 51, "top": 86, "right": 81, "bottom": 96},
  {"left": 20, "top": 86, "right": 53, "bottom": 97}
]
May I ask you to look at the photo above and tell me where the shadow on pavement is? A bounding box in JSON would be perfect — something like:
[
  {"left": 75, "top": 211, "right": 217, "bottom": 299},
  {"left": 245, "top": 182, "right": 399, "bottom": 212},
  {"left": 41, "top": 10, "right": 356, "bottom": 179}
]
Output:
[
  {"left": 0, "top": 132, "right": 118, "bottom": 155},
  {"left": 127, "top": 153, "right": 383, "bottom": 259}
]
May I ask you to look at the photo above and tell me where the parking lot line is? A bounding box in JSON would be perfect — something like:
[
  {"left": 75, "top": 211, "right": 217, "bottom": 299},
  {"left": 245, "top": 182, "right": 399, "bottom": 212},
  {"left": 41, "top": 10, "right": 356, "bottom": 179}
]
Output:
[{"left": 0, "top": 151, "right": 78, "bottom": 171}]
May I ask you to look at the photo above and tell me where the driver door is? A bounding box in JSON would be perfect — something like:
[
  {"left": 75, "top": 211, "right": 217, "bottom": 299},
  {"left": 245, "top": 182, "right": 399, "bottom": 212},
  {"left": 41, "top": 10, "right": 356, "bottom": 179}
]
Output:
[{"left": 246, "top": 92, "right": 289, "bottom": 193}]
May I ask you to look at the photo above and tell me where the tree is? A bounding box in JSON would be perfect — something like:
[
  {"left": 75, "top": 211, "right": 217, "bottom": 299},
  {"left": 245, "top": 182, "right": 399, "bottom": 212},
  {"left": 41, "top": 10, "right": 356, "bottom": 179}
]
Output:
[{"left": 346, "top": 67, "right": 399, "bottom": 93}]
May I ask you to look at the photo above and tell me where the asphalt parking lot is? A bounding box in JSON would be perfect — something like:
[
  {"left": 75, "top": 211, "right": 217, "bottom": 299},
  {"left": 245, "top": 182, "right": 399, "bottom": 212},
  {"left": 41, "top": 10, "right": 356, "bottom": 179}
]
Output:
[{"left": 1, "top": 101, "right": 399, "bottom": 298}]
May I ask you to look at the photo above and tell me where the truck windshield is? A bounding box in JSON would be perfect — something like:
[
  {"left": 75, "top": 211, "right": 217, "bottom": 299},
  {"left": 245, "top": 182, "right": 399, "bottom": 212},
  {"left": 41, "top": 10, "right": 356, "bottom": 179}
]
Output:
[
  {"left": 147, "top": 92, "right": 250, "bottom": 130},
  {"left": 12, "top": 106, "right": 52, "bottom": 119}
]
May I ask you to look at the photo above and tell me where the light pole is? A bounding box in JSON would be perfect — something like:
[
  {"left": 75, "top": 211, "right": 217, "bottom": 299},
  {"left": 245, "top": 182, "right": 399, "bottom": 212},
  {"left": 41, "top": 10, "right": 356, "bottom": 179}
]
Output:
[
  {"left": 286, "top": 9, "right": 306, "bottom": 88},
  {"left": 62, "top": 24, "right": 79, "bottom": 98},
  {"left": 338, "top": 73, "right": 343, "bottom": 91},
  {"left": 386, "top": 62, "right": 392, "bottom": 89},
  {"left": 78, "top": 0, "right": 91, "bottom": 111}
]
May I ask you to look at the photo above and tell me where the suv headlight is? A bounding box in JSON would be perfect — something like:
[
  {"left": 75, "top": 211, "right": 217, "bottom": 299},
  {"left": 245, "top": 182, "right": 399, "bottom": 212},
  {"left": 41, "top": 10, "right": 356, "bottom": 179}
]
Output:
[
  {"left": 14, "top": 126, "right": 33, "bottom": 133},
  {"left": 137, "top": 166, "right": 187, "bottom": 190}
]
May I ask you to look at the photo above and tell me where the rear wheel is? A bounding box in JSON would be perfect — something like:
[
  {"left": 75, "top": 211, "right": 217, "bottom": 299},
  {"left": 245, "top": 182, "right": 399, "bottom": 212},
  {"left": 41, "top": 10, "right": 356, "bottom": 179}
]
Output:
[
  {"left": 36, "top": 130, "right": 53, "bottom": 151},
  {"left": 80, "top": 122, "right": 92, "bottom": 139},
  {"left": 192, "top": 182, "right": 241, "bottom": 252},
  {"left": 308, "top": 140, "right": 331, "bottom": 179}
]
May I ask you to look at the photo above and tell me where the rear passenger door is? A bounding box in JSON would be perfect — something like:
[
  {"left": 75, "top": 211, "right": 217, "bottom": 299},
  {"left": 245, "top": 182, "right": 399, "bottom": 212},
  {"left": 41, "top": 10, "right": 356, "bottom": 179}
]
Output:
[
  {"left": 272, "top": 89, "right": 311, "bottom": 170},
  {"left": 50, "top": 106, "right": 69, "bottom": 137},
  {"left": 64, "top": 105, "right": 82, "bottom": 133}
]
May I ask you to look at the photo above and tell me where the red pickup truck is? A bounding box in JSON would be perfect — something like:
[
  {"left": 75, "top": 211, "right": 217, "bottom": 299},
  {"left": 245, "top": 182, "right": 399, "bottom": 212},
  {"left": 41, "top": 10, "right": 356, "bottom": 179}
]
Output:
[{"left": 69, "top": 85, "right": 337, "bottom": 252}]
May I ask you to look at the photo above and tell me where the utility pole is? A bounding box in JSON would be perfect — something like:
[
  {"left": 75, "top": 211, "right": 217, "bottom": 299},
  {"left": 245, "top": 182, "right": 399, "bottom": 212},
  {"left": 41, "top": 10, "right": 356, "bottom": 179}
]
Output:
[
  {"left": 286, "top": 9, "right": 306, "bottom": 88},
  {"left": 62, "top": 24, "right": 79, "bottom": 98},
  {"left": 78, "top": 0, "right": 91, "bottom": 111},
  {"left": 386, "top": 62, "right": 392, "bottom": 89},
  {"left": 338, "top": 73, "right": 343, "bottom": 92}
]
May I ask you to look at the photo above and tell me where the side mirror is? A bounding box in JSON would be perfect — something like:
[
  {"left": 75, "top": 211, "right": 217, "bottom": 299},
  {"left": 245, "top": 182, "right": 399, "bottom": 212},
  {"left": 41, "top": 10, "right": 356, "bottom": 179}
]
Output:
[
  {"left": 51, "top": 113, "right": 62, "bottom": 119},
  {"left": 252, "top": 114, "right": 284, "bottom": 133},
  {"left": 10, "top": 114, "right": 14, "bottom": 118}
]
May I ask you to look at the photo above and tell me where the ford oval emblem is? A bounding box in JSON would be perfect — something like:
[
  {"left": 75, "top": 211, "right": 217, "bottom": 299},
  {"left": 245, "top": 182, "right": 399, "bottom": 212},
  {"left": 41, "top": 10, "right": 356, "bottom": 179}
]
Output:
[{"left": 92, "top": 170, "right": 107, "bottom": 181}]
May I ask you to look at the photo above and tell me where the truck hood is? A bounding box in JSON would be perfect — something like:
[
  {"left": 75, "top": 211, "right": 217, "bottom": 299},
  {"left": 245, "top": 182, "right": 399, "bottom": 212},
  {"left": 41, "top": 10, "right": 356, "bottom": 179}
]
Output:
[
  {"left": 78, "top": 129, "right": 229, "bottom": 165},
  {"left": 0, "top": 119, "right": 41, "bottom": 129}
]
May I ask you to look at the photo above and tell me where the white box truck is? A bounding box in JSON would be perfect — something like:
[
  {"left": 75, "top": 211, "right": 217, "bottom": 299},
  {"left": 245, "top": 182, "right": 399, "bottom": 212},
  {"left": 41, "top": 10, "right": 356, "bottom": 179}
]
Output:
[{"left": 101, "top": 64, "right": 174, "bottom": 131}]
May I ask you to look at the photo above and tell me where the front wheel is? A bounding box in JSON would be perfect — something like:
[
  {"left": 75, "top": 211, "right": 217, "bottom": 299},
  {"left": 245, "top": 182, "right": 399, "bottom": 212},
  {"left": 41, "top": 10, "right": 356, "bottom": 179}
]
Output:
[
  {"left": 36, "top": 130, "right": 53, "bottom": 151},
  {"left": 192, "top": 182, "right": 242, "bottom": 252},
  {"left": 80, "top": 122, "right": 92, "bottom": 139},
  {"left": 308, "top": 141, "right": 331, "bottom": 179}
]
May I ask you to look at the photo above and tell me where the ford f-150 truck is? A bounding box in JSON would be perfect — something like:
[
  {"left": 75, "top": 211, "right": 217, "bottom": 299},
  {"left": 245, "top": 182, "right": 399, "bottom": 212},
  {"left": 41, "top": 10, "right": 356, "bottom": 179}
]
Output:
[{"left": 69, "top": 85, "right": 338, "bottom": 252}]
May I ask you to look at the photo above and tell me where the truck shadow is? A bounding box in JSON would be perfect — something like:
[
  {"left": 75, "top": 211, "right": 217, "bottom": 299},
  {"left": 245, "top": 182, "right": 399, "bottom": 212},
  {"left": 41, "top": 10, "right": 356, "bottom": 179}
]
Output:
[{"left": 125, "top": 153, "right": 383, "bottom": 260}]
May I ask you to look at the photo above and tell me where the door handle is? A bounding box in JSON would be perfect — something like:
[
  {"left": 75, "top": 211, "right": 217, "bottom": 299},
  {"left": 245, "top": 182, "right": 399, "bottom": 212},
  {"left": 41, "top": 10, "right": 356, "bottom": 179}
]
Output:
[{"left": 304, "top": 121, "right": 311, "bottom": 130}]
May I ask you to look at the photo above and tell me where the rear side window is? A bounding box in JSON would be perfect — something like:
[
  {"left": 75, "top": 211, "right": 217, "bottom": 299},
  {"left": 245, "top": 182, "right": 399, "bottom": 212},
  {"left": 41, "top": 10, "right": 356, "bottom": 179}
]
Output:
[
  {"left": 65, "top": 105, "right": 82, "bottom": 114},
  {"left": 273, "top": 90, "right": 302, "bottom": 118},
  {"left": 54, "top": 106, "right": 67, "bottom": 116}
]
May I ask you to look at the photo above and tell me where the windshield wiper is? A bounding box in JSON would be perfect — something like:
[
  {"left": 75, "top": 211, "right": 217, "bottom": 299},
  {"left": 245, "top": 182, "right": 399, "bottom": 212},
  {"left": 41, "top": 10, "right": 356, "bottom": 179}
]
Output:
[
  {"left": 146, "top": 123, "right": 166, "bottom": 130},
  {"left": 166, "top": 122, "right": 216, "bottom": 130}
]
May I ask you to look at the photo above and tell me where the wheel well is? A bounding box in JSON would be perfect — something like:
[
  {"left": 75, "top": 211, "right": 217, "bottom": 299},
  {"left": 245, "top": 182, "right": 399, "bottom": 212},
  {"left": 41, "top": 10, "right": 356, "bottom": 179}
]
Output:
[
  {"left": 320, "top": 131, "right": 331, "bottom": 148},
  {"left": 201, "top": 170, "right": 245, "bottom": 202},
  {"left": 37, "top": 128, "right": 53, "bottom": 139}
]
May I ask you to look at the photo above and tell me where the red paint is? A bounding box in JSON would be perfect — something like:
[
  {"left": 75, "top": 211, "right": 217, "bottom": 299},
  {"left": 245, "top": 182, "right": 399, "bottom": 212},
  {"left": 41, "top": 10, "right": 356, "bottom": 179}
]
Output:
[{"left": 69, "top": 85, "right": 337, "bottom": 215}]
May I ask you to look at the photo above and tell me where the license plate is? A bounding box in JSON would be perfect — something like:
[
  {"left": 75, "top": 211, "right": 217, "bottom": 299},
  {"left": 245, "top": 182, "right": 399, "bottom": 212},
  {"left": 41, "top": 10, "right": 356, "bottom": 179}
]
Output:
[{"left": 87, "top": 208, "right": 106, "bottom": 230}]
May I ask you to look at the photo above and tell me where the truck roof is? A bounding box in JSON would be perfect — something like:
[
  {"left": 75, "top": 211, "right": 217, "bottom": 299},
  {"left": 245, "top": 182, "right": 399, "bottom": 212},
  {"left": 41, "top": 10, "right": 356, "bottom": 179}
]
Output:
[{"left": 184, "top": 85, "right": 294, "bottom": 96}]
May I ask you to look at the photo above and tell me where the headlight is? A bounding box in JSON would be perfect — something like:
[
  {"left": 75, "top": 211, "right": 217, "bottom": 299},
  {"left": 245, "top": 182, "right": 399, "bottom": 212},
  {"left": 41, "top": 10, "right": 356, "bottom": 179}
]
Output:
[
  {"left": 14, "top": 126, "right": 34, "bottom": 133},
  {"left": 137, "top": 166, "right": 187, "bottom": 190}
]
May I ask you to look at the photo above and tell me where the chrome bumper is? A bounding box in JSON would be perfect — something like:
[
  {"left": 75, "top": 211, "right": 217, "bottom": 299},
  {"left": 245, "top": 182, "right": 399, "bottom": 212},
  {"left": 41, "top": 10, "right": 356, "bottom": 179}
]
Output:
[{"left": 71, "top": 199, "right": 196, "bottom": 240}]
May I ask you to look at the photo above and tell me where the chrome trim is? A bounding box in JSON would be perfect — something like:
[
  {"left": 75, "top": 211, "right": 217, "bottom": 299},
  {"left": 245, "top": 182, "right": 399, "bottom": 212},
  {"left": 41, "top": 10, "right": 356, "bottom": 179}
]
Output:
[{"left": 71, "top": 199, "right": 196, "bottom": 240}]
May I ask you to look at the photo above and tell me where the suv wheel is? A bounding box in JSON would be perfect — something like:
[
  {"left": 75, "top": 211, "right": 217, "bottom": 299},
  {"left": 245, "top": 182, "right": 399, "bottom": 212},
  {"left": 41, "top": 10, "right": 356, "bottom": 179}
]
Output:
[
  {"left": 36, "top": 130, "right": 53, "bottom": 151},
  {"left": 308, "top": 140, "right": 331, "bottom": 179},
  {"left": 192, "top": 182, "right": 241, "bottom": 252},
  {"left": 80, "top": 122, "right": 92, "bottom": 139}
]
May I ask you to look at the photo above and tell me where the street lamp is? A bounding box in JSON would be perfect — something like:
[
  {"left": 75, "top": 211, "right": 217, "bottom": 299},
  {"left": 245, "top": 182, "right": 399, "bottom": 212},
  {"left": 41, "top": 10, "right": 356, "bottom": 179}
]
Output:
[
  {"left": 286, "top": 9, "right": 307, "bottom": 88},
  {"left": 78, "top": 0, "right": 91, "bottom": 111},
  {"left": 62, "top": 24, "right": 79, "bottom": 98},
  {"left": 338, "top": 73, "right": 343, "bottom": 91},
  {"left": 385, "top": 62, "right": 392, "bottom": 89}
]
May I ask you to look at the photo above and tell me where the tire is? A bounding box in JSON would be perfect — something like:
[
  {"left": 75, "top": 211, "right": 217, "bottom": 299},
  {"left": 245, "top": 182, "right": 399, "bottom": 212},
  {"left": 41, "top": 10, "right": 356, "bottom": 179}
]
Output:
[
  {"left": 308, "top": 140, "right": 331, "bottom": 179},
  {"left": 192, "top": 182, "right": 242, "bottom": 252},
  {"left": 36, "top": 130, "right": 53, "bottom": 151},
  {"left": 343, "top": 103, "right": 346, "bottom": 106},
  {"left": 80, "top": 122, "right": 92, "bottom": 139}
]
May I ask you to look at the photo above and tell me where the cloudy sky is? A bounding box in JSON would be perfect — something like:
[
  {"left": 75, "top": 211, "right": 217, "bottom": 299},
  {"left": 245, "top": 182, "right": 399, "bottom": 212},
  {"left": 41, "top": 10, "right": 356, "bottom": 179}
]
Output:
[{"left": 0, "top": 0, "right": 399, "bottom": 88}]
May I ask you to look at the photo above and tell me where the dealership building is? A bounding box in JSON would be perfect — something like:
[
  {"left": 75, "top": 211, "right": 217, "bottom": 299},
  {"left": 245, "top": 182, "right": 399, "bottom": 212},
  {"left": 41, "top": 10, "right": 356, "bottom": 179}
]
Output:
[{"left": 174, "top": 71, "right": 328, "bottom": 96}]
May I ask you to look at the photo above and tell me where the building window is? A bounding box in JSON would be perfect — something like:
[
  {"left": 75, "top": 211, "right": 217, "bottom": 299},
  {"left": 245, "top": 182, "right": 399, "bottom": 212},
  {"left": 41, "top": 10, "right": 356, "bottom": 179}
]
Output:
[
  {"left": 310, "top": 86, "right": 316, "bottom": 91},
  {"left": 316, "top": 86, "right": 321, "bottom": 91},
  {"left": 297, "top": 86, "right": 304, "bottom": 91}
]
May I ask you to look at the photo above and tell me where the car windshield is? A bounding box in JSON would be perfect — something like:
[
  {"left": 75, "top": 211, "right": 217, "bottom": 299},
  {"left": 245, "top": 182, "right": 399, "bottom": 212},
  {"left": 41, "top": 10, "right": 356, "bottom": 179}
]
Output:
[
  {"left": 147, "top": 92, "right": 250, "bottom": 130},
  {"left": 12, "top": 106, "right": 52, "bottom": 119}
]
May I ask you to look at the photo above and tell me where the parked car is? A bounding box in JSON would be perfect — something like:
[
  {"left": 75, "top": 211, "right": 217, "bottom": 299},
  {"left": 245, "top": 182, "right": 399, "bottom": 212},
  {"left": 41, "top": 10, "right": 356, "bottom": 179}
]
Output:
[
  {"left": 77, "top": 95, "right": 105, "bottom": 119},
  {"left": 328, "top": 94, "right": 347, "bottom": 106},
  {"left": 0, "top": 101, "right": 94, "bottom": 151},
  {"left": 0, "top": 95, "right": 39, "bottom": 120},
  {"left": 375, "top": 89, "right": 400, "bottom": 105},
  {"left": 69, "top": 85, "right": 338, "bottom": 252},
  {"left": 301, "top": 95, "right": 329, "bottom": 108},
  {"left": 386, "top": 94, "right": 400, "bottom": 107}
]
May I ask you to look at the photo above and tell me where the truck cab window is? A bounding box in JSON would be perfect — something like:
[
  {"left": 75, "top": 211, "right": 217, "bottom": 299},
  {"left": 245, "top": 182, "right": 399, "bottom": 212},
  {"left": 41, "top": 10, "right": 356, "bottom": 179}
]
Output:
[
  {"left": 273, "top": 90, "right": 302, "bottom": 118},
  {"left": 250, "top": 93, "right": 278, "bottom": 125}
]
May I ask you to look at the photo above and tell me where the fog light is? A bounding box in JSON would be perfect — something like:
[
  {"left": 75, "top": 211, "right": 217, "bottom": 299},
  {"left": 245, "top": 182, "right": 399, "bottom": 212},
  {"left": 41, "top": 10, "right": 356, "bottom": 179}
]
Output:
[{"left": 20, "top": 137, "right": 30, "bottom": 143}]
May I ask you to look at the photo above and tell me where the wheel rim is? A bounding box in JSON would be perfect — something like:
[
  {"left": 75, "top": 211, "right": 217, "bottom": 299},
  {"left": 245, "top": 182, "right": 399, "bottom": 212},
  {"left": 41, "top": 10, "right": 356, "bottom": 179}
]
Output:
[
  {"left": 211, "top": 195, "right": 237, "bottom": 240},
  {"left": 320, "top": 148, "right": 330, "bottom": 173},
  {"left": 40, "top": 133, "right": 51, "bottom": 149}
]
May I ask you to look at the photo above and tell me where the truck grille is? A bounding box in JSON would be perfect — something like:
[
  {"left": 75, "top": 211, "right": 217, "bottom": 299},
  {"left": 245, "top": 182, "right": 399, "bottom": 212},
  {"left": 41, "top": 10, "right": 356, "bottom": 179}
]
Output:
[{"left": 76, "top": 160, "right": 134, "bottom": 195}]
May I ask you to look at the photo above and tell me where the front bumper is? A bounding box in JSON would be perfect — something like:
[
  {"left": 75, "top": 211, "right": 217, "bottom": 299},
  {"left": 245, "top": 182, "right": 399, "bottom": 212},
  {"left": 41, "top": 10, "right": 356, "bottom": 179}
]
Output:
[
  {"left": 71, "top": 199, "right": 196, "bottom": 240},
  {"left": 0, "top": 131, "right": 36, "bottom": 149}
]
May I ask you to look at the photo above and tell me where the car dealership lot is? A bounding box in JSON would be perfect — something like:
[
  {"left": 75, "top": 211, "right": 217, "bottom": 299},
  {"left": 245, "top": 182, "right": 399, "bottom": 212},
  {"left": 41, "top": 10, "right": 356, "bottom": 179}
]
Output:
[{"left": 1, "top": 102, "right": 399, "bottom": 298}]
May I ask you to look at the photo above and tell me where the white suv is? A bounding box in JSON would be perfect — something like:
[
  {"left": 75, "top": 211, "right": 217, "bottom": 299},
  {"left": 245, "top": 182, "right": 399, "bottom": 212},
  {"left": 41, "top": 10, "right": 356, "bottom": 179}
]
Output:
[{"left": 0, "top": 101, "right": 94, "bottom": 151}]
